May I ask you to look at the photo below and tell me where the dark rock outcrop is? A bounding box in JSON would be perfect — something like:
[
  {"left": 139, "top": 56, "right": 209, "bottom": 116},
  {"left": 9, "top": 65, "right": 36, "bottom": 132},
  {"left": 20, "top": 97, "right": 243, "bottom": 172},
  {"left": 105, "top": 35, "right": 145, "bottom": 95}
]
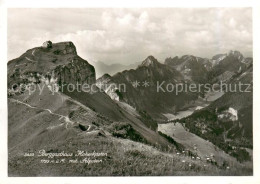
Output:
[
  {"left": 209, "top": 50, "right": 248, "bottom": 82},
  {"left": 164, "top": 55, "right": 211, "bottom": 83},
  {"left": 97, "top": 56, "right": 198, "bottom": 120},
  {"left": 7, "top": 41, "right": 96, "bottom": 89},
  {"left": 42, "top": 40, "right": 52, "bottom": 48}
]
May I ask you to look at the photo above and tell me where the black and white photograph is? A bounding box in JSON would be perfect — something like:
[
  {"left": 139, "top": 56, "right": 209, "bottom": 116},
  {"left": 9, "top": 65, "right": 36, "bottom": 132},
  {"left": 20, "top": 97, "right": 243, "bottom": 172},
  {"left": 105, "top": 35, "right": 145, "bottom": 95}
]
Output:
[{"left": 1, "top": 0, "right": 260, "bottom": 183}]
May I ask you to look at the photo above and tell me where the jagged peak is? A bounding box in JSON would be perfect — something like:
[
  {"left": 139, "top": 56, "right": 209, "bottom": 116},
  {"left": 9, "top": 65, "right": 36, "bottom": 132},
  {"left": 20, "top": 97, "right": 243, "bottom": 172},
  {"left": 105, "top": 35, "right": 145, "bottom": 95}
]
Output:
[
  {"left": 164, "top": 56, "right": 180, "bottom": 66},
  {"left": 212, "top": 53, "right": 227, "bottom": 60},
  {"left": 140, "top": 55, "right": 160, "bottom": 67},
  {"left": 96, "top": 73, "right": 112, "bottom": 86},
  {"left": 212, "top": 50, "right": 243, "bottom": 59},
  {"left": 182, "top": 55, "right": 195, "bottom": 59},
  {"left": 101, "top": 73, "right": 112, "bottom": 79},
  {"left": 165, "top": 56, "right": 179, "bottom": 60},
  {"left": 228, "top": 50, "right": 241, "bottom": 55},
  {"left": 228, "top": 50, "right": 244, "bottom": 59}
]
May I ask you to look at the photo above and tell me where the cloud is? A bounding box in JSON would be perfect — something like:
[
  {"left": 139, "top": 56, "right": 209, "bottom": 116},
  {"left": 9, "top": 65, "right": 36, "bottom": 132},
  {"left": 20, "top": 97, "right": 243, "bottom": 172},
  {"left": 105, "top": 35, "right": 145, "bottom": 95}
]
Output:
[
  {"left": 117, "top": 13, "right": 134, "bottom": 25},
  {"left": 8, "top": 8, "right": 252, "bottom": 64}
]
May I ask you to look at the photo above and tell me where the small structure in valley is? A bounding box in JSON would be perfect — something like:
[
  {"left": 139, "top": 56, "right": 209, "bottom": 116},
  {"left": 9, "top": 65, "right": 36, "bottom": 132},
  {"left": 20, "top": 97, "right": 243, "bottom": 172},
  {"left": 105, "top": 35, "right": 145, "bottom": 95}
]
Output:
[{"left": 42, "top": 41, "right": 52, "bottom": 48}]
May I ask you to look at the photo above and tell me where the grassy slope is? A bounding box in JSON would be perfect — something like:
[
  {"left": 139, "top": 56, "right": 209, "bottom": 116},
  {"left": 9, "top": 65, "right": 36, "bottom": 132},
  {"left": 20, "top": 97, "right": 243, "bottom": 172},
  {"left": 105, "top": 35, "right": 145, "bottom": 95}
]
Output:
[
  {"left": 8, "top": 85, "right": 234, "bottom": 176},
  {"left": 158, "top": 122, "right": 252, "bottom": 172},
  {"left": 173, "top": 66, "right": 253, "bottom": 164},
  {"left": 63, "top": 87, "right": 175, "bottom": 149},
  {"left": 8, "top": 43, "right": 252, "bottom": 176},
  {"left": 9, "top": 132, "right": 237, "bottom": 176},
  {"left": 8, "top": 89, "right": 251, "bottom": 176}
]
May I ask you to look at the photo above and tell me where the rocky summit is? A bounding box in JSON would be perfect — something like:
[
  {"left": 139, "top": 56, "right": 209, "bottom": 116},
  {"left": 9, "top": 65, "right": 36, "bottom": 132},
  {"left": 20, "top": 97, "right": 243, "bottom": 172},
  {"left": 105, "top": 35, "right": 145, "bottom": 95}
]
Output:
[
  {"left": 7, "top": 41, "right": 253, "bottom": 176},
  {"left": 8, "top": 41, "right": 96, "bottom": 91}
]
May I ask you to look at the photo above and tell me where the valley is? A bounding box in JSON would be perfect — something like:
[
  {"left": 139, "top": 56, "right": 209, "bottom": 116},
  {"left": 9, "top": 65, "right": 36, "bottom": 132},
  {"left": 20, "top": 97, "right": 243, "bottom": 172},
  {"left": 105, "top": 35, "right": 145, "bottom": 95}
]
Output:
[{"left": 7, "top": 41, "right": 253, "bottom": 176}]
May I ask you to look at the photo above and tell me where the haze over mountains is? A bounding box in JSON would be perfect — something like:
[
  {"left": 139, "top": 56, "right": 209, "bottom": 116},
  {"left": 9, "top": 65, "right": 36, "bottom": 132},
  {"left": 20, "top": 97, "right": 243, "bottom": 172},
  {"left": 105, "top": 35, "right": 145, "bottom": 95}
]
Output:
[
  {"left": 7, "top": 41, "right": 253, "bottom": 176},
  {"left": 92, "top": 61, "right": 140, "bottom": 78},
  {"left": 98, "top": 49, "right": 252, "bottom": 118}
]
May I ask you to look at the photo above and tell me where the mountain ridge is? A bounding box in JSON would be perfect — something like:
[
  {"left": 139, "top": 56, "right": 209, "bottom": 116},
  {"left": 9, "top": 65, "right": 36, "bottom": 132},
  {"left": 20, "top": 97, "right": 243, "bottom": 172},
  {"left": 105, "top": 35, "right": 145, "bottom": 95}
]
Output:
[{"left": 7, "top": 41, "right": 253, "bottom": 176}]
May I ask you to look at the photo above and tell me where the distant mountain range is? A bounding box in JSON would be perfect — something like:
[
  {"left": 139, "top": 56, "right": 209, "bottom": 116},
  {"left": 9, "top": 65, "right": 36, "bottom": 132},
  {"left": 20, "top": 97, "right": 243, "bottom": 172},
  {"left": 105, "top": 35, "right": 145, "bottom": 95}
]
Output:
[
  {"left": 7, "top": 41, "right": 253, "bottom": 176},
  {"left": 97, "top": 50, "right": 252, "bottom": 119},
  {"left": 97, "top": 55, "right": 197, "bottom": 120},
  {"left": 96, "top": 49, "right": 253, "bottom": 165},
  {"left": 91, "top": 61, "right": 140, "bottom": 78}
]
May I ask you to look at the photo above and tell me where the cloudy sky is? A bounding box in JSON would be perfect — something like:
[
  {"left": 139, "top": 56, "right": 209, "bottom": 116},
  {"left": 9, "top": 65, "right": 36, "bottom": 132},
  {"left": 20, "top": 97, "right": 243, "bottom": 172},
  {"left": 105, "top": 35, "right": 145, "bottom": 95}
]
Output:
[{"left": 8, "top": 8, "right": 252, "bottom": 64}]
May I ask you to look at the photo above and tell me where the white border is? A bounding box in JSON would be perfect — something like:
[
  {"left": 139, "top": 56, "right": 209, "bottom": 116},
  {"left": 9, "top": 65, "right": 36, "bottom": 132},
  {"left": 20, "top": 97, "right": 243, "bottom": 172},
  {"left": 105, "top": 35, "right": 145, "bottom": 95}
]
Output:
[{"left": 1, "top": 0, "right": 260, "bottom": 184}]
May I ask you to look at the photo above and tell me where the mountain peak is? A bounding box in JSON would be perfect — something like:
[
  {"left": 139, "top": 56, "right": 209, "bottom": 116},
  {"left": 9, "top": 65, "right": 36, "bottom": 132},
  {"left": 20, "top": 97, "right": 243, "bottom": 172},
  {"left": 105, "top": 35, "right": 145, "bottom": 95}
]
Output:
[
  {"left": 228, "top": 50, "right": 243, "bottom": 58},
  {"left": 100, "top": 73, "right": 112, "bottom": 80},
  {"left": 182, "top": 55, "right": 195, "bottom": 59},
  {"left": 49, "top": 41, "right": 77, "bottom": 55},
  {"left": 228, "top": 50, "right": 241, "bottom": 55},
  {"left": 226, "top": 50, "right": 245, "bottom": 63},
  {"left": 140, "top": 55, "right": 160, "bottom": 67},
  {"left": 7, "top": 41, "right": 96, "bottom": 88}
]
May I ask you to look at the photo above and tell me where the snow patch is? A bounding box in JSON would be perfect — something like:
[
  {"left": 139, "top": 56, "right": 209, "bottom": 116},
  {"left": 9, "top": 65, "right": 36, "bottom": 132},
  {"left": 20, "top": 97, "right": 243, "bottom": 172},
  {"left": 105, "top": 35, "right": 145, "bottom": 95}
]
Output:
[
  {"left": 212, "top": 55, "right": 226, "bottom": 66},
  {"left": 195, "top": 106, "right": 203, "bottom": 110},
  {"left": 218, "top": 107, "right": 238, "bottom": 122},
  {"left": 228, "top": 107, "right": 238, "bottom": 121}
]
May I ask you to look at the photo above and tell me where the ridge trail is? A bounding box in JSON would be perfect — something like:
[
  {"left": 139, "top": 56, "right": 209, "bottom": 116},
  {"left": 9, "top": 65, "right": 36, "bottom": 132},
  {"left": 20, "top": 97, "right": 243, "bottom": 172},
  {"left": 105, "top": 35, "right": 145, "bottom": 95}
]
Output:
[
  {"left": 25, "top": 57, "right": 36, "bottom": 63},
  {"left": 10, "top": 98, "right": 73, "bottom": 129}
]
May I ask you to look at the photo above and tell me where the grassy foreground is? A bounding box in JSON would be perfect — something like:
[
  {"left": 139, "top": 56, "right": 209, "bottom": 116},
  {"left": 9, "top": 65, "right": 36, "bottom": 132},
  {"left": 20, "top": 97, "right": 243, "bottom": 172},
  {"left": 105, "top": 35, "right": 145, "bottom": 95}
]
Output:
[{"left": 8, "top": 130, "right": 251, "bottom": 176}]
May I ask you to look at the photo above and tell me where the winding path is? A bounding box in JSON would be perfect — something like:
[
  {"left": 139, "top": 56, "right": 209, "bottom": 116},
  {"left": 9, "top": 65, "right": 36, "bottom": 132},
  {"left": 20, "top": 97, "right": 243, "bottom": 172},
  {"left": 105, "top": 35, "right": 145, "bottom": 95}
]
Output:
[
  {"left": 25, "top": 57, "right": 36, "bottom": 63},
  {"left": 14, "top": 50, "right": 36, "bottom": 67},
  {"left": 15, "top": 63, "right": 27, "bottom": 67},
  {"left": 10, "top": 98, "right": 73, "bottom": 129},
  {"left": 32, "top": 49, "right": 36, "bottom": 56}
]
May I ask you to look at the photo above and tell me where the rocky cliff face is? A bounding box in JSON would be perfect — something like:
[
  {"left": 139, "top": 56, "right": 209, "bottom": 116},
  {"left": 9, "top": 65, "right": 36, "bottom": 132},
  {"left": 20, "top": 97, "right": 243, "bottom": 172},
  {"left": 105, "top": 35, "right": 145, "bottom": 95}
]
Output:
[
  {"left": 96, "top": 74, "right": 122, "bottom": 101},
  {"left": 208, "top": 50, "right": 249, "bottom": 82},
  {"left": 178, "top": 63, "right": 253, "bottom": 162},
  {"left": 53, "top": 56, "right": 95, "bottom": 85},
  {"left": 97, "top": 56, "right": 198, "bottom": 120},
  {"left": 8, "top": 41, "right": 96, "bottom": 91},
  {"left": 165, "top": 51, "right": 253, "bottom": 84},
  {"left": 164, "top": 55, "right": 211, "bottom": 83}
]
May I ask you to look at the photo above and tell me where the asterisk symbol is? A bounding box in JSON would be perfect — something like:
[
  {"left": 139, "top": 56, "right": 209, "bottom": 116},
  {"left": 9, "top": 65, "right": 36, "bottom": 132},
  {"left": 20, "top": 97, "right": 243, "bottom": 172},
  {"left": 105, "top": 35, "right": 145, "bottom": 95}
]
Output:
[
  {"left": 132, "top": 80, "right": 140, "bottom": 88},
  {"left": 142, "top": 81, "right": 150, "bottom": 87}
]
